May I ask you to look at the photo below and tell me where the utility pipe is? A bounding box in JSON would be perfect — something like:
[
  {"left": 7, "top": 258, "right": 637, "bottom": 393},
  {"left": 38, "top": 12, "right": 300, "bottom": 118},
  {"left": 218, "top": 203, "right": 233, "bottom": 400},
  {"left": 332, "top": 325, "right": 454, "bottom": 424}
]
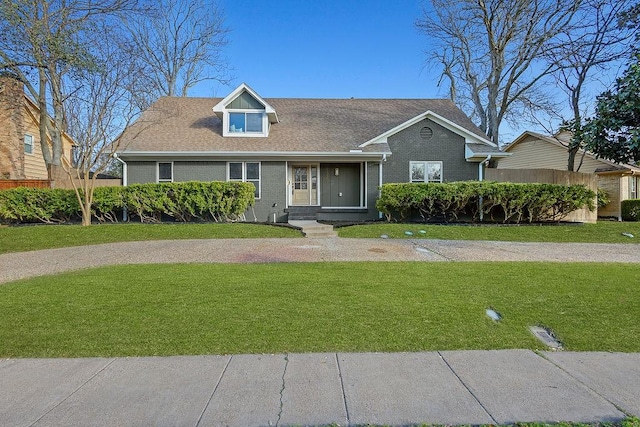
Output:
[
  {"left": 112, "top": 153, "right": 128, "bottom": 221},
  {"left": 478, "top": 155, "right": 492, "bottom": 222}
]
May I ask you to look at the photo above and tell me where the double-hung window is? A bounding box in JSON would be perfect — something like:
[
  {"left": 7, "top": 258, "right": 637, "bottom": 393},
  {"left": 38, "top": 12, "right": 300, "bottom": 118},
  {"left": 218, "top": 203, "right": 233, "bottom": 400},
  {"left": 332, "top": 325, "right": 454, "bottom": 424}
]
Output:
[
  {"left": 24, "top": 135, "right": 34, "bottom": 154},
  {"left": 158, "top": 162, "right": 173, "bottom": 182},
  {"left": 410, "top": 161, "right": 443, "bottom": 183},
  {"left": 228, "top": 162, "right": 261, "bottom": 198}
]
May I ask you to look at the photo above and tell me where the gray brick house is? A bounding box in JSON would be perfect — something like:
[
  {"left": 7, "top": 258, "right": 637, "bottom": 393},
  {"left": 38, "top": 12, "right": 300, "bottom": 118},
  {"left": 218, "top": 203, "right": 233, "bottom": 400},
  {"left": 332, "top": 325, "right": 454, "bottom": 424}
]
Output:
[{"left": 117, "top": 83, "right": 506, "bottom": 222}]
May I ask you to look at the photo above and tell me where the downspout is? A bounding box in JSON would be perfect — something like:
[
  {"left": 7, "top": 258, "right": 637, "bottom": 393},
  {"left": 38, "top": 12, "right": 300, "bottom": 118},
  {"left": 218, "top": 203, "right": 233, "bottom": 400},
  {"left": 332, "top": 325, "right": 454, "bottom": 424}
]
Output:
[
  {"left": 378, "top": 154, "right": 386, "bottom": 219},
  {"left": 618, "top": 175, "right": 624, "bottom": 222},
  {"left": 113, "top": 153, "right": 128, "bottom": 221},
  {"left": 478, "top": 155, "right": 491, "bottom": 222}
]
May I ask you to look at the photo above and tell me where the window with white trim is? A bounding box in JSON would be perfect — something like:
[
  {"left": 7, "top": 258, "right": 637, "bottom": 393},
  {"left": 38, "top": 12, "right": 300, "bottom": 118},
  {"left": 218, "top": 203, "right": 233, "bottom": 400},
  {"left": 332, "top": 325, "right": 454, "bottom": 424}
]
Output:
[
  {"left": 158, "top": 162, "right": 173, "bottom": 182},
  {"left": 24, "top": 134, "right": 34, "bottom": 154},
  {"left": 410, "top": 161, "right": 442, "bottom": 183},
  {"left": 228, "top": 112, "right": 264, "bottom": 133},
  {"left": 630, "top": 176, "right": 638, "bottom": 199},
  {"left": 228, "top": 161, "right": 261, "bottom": 198}
]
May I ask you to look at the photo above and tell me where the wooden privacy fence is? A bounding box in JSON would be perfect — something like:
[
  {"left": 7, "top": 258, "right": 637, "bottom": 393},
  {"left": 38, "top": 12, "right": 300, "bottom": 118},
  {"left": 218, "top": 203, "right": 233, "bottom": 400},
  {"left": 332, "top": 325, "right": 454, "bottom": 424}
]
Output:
[
  {"left": 0, "top": 179, "right": 50, "bottom": 190},
  {"left": 485, "top": 168, "right": 597, "bottom": 223},
  {"left": 52, "top": 178, "right": 122, "bottom": 189}
]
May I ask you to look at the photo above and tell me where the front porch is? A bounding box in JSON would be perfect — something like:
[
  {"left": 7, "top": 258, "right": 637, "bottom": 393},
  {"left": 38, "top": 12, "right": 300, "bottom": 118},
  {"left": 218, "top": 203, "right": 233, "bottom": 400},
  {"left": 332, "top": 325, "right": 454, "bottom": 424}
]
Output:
[{"left": 278, "top": 161, "right": 380, "bottom": 222}]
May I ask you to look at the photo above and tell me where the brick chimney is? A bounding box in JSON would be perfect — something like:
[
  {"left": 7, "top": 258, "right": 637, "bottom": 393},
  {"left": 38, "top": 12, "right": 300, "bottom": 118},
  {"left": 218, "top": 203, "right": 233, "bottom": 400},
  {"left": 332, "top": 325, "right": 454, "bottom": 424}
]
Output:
[{"left": 0, "top": 74, "right": 26, "bottom": 179}]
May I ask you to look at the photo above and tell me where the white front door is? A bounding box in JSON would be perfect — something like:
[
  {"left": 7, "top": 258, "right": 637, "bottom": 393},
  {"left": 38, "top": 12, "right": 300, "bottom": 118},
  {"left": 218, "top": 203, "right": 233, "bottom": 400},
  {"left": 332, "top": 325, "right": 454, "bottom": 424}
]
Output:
[{"left": 291, "top": 165, "right": 318, "bottom": 205}]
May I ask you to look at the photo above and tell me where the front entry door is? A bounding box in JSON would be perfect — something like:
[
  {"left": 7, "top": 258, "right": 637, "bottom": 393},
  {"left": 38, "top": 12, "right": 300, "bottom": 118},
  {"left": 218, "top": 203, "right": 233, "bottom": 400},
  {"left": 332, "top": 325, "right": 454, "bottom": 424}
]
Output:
[{"left": 291, "top": 165, "right": 318, "bottom": 205}]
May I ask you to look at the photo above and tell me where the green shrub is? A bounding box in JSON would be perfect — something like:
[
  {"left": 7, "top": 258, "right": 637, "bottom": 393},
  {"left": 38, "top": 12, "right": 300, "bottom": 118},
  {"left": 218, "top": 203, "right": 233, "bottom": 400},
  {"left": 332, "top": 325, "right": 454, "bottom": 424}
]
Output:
[
  {"left": 0, "top": 187, "right": 79, "bottom": 223},
  {"left": 597, "top": 188, "right": 610, "bottom": 208},
  {"left": 621, "top": 199, "right": 640, "bottom": 221},
  {"left": 92, "top": 186, "right": 125, "bottom": 222},
  {"left": 377, "top": 181, "right": 595, "bottom": 224},
  {"left": 122, "top": 181, "right": 255, "bottom": 223},
  {"left": 0, "top": 182, "right": 255, "bottom": 224}
]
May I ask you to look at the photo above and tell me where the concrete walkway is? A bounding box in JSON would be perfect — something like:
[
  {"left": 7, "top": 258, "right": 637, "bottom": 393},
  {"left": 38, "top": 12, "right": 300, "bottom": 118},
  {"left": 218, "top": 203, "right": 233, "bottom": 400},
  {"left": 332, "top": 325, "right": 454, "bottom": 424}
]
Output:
[
  {"left": 2, "top": 237, "right": 640, "bottom": 284},
  {"left": 2, "top": 350, "right": 639, "bottom": 426}
]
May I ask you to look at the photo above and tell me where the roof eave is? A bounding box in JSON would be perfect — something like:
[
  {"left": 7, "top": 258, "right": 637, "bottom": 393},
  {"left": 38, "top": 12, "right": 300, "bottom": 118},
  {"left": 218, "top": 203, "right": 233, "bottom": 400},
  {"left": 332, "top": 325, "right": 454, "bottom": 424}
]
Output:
[{"left": 118, "top": 150, "right": 389, "bottom": 159}]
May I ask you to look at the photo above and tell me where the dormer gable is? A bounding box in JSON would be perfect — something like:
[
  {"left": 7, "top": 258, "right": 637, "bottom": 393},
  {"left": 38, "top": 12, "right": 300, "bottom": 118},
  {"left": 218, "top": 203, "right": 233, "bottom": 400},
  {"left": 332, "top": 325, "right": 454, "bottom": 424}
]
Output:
[{"left": 213, "top": 83, "right": 278, "bottom": 137}]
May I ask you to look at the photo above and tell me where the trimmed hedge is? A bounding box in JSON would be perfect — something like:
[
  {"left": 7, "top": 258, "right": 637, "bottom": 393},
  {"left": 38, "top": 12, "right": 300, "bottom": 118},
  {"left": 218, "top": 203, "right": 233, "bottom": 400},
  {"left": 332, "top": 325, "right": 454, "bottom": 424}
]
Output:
[
  {"left": 0, "top": 187, "right": 80, "bottom": 223},
  {"left": 621, "top": 199, "right": 640, "bottom": 221},
  {"left": 0, "top": 181, "right": 255, "bottom": 224},
  {"left": 376, "top": 181, "right": 595, "bottom": 223}
]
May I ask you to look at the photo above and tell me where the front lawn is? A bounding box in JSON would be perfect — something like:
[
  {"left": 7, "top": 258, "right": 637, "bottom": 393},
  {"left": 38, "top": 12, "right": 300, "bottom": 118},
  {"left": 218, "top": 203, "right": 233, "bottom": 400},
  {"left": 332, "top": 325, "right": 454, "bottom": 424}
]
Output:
[
  {"left": 0, "top": 222, "right": 301, "bottom": 254},
  {"left": 336, "top": 221, "right": 640, "bottom": 243},
  {"left": 1, "top": 262, "right": 638, "bottom": 357}
]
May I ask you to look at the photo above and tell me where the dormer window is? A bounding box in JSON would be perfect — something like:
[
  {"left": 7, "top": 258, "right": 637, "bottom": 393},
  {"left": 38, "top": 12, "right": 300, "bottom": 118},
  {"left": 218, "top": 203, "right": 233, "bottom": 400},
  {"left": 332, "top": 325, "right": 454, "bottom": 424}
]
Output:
[
  {"left": 213, "top": 83, "right": 279, "bottom": 138},
  {"left": 229, "top": 112, "right": 263, "bottom": 133}
]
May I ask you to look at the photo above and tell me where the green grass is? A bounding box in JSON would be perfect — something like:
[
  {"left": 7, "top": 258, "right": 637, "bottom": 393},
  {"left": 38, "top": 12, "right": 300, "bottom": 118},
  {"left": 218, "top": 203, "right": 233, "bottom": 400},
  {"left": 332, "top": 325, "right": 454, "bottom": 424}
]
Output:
[
  {"left": 336, "top": 221, "right": 640, "bottom": 243},
  {"left": 0, "top": 222, "right": 301, "bottom": 254},
  {"left": 407, "top": 419, "right": 640, "bottom": 427},
  {"left": 1, "top": 262, "right": 639, "bottom": 358}
]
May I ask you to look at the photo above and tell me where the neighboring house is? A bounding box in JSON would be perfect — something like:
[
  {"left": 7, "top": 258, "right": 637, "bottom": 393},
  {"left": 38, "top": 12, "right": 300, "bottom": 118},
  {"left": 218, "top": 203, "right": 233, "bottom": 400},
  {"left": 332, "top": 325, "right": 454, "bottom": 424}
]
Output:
[
  {"left": 497, "top": 131, "right": 640, "bottom": 220},
  {"left": 117, "top": 83, "right": 506, "bottom": 222},
  {"left": 0, "top": 75, "right": 75, "bottom": 181}
]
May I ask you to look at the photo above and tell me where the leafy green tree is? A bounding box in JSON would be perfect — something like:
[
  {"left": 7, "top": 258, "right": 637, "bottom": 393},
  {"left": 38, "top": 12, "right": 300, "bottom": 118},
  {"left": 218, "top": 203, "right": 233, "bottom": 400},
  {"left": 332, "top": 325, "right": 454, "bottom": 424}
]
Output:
[{"left": 583, "top": 55, "right": 640, "bottom": 164}]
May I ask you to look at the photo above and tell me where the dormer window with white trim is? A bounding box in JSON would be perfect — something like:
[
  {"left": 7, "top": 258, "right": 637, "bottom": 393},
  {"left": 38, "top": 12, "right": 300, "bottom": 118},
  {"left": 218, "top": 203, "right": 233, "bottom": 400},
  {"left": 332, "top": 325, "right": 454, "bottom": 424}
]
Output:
[
  {"left": 213, "top": 83, "right": 279, "bottom": 138},
  {"left": 229, "top": 112, "right": 264, "bottom": 133}
]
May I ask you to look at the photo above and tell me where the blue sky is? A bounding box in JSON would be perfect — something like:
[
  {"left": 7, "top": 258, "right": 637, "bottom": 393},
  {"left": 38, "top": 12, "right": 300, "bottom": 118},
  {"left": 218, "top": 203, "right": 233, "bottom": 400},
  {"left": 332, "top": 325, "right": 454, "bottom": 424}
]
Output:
[
  {"left": 193, "top": 0, "right": 625, "bottom": 143},
  {"left": 198, "top": 0, "right": 439, "bottom": 99}
]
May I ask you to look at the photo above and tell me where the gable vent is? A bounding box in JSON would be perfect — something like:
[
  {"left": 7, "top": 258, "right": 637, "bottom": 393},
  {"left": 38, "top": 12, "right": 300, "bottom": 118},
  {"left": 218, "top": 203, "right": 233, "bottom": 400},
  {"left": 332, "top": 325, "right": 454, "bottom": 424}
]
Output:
[{"left": 420, "top": 127, "right": 433, "bottom": 139}]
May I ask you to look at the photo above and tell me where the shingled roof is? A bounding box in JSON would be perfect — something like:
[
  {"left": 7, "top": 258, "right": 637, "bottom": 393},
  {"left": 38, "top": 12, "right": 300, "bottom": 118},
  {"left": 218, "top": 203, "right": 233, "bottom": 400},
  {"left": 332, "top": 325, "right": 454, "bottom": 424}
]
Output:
[{"left": 119, "top": 96, "right": 492, "bottom": 155}]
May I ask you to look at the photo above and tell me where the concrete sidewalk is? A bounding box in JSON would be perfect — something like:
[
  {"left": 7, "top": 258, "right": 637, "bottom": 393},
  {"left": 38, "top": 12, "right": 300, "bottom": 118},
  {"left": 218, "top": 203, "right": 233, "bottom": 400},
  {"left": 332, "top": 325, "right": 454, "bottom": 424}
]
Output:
[{"left": 2, "top": 350, "right": 639, "bottom": 427}]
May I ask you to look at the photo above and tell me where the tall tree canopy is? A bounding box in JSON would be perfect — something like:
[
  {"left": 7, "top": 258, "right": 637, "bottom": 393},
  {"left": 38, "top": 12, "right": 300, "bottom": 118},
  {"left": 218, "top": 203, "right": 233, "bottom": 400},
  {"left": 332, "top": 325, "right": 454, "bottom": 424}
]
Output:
[
  {"left": 1, "top": 0, "right": 231, "bottom": 225},
  {"left": 0, "top": 0, "right": 141, "bottom": 171},
  {"left": 546, "top": 0, "right": 634, "bottom": 171},
  {"left": 123, "top": 0, "right": 230, "bottom": 100},
  {"left": 583, "top": 55, "right": 640, "bottom": 164},
  {"left": 416, "top": 0, "right": 578, "bottom": 145}
]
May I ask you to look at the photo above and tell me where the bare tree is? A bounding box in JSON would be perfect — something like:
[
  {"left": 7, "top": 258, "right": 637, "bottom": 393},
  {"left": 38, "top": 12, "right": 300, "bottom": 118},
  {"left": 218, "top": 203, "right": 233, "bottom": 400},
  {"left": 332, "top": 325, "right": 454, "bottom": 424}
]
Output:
[
  {"left": 416, "top": 0, "right": 579, "bottom": 145},
  {"left": 62, "top": 33, "right": 146, "bottom": 226},
  {"left": 547, "top": 0, "right": 634, "bottom": 171},
  {"left": 0, "top": 0, "right": 142, "bottom": 177},
  {"left": 123, "top": 0, "right": 230, "bottom": 99}
]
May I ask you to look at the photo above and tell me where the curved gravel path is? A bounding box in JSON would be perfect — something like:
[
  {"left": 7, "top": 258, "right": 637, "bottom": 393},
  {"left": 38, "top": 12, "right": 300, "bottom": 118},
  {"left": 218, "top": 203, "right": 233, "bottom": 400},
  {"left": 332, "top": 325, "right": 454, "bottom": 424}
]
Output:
[{"left": 1, "top": 237, "right": 639, "bottom": 284}]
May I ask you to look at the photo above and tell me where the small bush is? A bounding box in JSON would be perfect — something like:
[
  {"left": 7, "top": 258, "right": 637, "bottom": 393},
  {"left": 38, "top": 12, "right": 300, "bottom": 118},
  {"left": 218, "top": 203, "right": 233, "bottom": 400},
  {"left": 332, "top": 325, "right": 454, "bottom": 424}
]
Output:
[
  {"left": 621, "top": 199, "right": 640, "bottom": 221},
  {"left": 597, "top": 188, "right": 610, "bottom": 208}
]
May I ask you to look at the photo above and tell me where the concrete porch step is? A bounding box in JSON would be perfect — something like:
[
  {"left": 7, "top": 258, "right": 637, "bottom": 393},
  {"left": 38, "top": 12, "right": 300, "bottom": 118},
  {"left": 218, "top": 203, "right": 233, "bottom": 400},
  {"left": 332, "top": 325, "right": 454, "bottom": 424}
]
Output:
[{"left": 288, "top": 220, "right": 337, "bottom": 238}]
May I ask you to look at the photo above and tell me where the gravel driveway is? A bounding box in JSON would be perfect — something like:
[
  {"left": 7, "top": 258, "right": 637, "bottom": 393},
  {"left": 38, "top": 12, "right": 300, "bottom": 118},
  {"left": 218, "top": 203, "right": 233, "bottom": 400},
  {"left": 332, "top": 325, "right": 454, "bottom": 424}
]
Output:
[{"left": 1, "top": 237, "right": 639, "bottom": 284}]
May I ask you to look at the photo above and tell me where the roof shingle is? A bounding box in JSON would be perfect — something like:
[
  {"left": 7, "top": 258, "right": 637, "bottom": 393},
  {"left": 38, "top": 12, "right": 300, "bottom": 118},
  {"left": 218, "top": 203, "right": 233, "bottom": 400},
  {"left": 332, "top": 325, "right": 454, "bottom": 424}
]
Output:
[{"left": 119, "top": 97, "right": 489, "bottom": 154}]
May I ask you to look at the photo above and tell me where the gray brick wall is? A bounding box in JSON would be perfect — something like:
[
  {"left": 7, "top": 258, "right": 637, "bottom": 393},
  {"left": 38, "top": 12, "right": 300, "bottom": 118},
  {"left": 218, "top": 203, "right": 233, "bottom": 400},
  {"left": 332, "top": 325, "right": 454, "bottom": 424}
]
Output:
[
  {"left": 367, "top": 161, "right": 381, "bottom": 219},
  {"left": 127, "top": 161, "right": 156, "bottom": 184},
  {"left": 174, "top": 161, "right": 224, "bottom": 181},
  {"left": 251, "top": 161, "right": 287, "bottom": 222},
  {"left": 384, "top": 118, "right": 478, "bottom": 183}
]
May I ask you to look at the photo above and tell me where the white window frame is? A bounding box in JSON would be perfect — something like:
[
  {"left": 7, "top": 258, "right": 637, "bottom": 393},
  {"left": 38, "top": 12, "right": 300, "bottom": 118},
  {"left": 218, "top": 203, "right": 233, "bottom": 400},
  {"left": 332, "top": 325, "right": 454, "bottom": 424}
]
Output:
[
  {"left": 24, "top": 134, "right": 34, "bottom": 155},
  {"left": 409, "top": 161, "right": 443, "bottom": 183},
  {"left": 157, "top": 161, "right": 173, "bottom": 182},
  {"left": 223, "top": 110, "right": 268, "bottom": 137},
  {"left": 630, "top": 176, "right": 638, "bottom": 199},
  {"left": 227, "top": 161, "right": 261, "bottom": 199}
]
